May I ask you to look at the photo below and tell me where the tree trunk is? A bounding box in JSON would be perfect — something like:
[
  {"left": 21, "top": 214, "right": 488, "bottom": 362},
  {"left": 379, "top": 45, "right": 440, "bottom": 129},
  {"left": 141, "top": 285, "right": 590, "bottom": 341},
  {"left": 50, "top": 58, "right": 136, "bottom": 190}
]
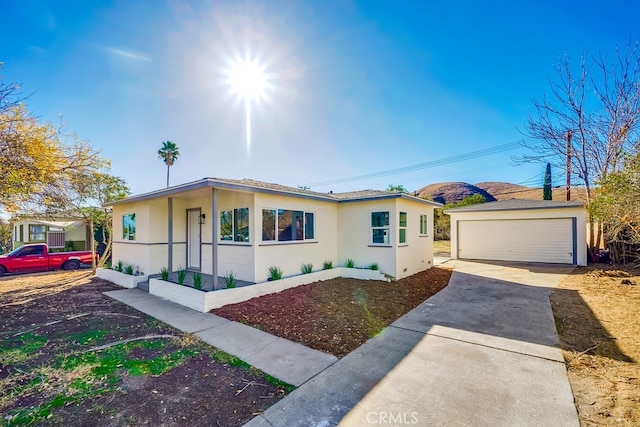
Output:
[
  {"left": 166, "top": 165, "right": 170, "bottom": 188},
  {"left": 90, "top": 217, "right": 96, "bottom": 274}
]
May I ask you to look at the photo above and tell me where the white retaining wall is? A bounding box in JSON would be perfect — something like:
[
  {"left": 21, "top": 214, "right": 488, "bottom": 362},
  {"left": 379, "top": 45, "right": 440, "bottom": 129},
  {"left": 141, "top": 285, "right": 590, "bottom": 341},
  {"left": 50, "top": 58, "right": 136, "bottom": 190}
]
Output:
[
  {"left": 148, "top": 267, "right": 388, "bottom": 313},
  {"left": 96, "top": 268, "right": 149, "bottom": 289}
]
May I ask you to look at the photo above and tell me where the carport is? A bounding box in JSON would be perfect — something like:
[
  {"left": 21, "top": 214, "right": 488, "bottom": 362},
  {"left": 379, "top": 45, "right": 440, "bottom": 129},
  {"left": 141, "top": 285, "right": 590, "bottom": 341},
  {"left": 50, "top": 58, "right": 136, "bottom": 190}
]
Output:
[{"left": 445, "top": 199, "right": 587, "bottom": 266}]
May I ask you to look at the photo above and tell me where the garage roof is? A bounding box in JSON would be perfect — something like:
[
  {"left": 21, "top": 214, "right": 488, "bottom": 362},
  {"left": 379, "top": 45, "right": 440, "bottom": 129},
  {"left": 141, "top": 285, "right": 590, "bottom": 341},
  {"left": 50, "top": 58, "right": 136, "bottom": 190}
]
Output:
[{"left": 444, "top": 199, "right": 584, "bottom": 213}]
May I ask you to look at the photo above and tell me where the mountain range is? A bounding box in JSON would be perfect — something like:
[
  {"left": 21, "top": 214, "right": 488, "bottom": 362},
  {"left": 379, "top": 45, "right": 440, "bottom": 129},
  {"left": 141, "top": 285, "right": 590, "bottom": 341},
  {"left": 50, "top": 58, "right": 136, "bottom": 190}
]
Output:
[{"left": 415, "top": 181, "right": 587, "bottom": 205}]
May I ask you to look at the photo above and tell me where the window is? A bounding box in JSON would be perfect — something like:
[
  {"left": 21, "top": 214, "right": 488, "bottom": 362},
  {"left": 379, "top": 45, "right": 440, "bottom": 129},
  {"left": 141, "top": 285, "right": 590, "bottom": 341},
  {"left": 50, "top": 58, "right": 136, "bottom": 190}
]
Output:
[
  {"left": 399, "top": 212, "right": 407, "bottom": 244},
  {"left": 29, "top": 225, "right": 46, "bottom": 241},
  {"left": 371, "top": 211, "right": 390, "bottom": 245},
  {"left": 14, "top": 226, "right": 18, "bottom": 241},
  {"left": 220, "top": 208, "right": 249, "bottom": 242},
  {"left": 262, "top": 209, "right": 315, "bottom": 242},
  {"left": 420, "top": 214, "right": 428, "bottom": 235},
  {"left": 305, "top": 212, "right": 314, "bottom": 240},
  {"left": 262, "top": 209, "right": 276, "bottom": 241},
  {"left": 18, "top": 245, "right": 44, "bottom": 256},
  {"left": 122, "top": 213, "right": 136, "bottom": 240}
]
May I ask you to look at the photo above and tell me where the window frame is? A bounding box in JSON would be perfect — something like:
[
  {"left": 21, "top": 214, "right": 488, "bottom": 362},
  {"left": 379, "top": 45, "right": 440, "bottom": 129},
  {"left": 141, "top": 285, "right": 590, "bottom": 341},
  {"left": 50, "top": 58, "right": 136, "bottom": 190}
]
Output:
[
  {"left": 370, "top": 211, "right": 391, "bottom": 246},
  {"left": 219, "top": 207, "right": 250, "bottom": 243},
  {"left": 399, "top": 211, "right": 407, "bottom": 244},
  {"left": 261, "top": 208, "right": 316, "bottom": 243},
  {"left": 122, "top": 213, "right": 136, "bottom": 241},
  {"left": 419, "top": 214, "right": 429, "bottom": 236},
  {"left": 29, "top": 224, "right": 46, "bottom": 242}
]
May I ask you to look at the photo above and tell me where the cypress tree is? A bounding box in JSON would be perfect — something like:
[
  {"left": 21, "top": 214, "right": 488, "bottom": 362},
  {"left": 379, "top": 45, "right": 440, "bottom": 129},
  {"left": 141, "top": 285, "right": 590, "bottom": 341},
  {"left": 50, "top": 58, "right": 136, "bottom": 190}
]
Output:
[{"left": 543, "top": 163, "right": 552, "bottom": 200}]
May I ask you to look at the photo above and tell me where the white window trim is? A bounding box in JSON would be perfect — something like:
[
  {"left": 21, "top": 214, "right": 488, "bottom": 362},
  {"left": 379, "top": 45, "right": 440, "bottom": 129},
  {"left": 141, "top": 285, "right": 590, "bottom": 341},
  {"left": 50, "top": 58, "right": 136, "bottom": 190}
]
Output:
[
  {"left": 29, "top": 224, "right": 46, "bottom": 241},
  {"left": 261, "top": 207, "right": 316, "bottom": 244},
  {"left": 399, "top": 211, "right": 407, "bottom": 244},
  {"left": 419, "top": 214, "right": 429, "bottom": 236},
  {"left": 122, "top": 213, "right": 136, "bottom": 241},
  {"left": 370, "top": 211, "right": 391, "bottom": 246},
  {"left": 219, "top": 208, "right": 250, "bottom": 243}
]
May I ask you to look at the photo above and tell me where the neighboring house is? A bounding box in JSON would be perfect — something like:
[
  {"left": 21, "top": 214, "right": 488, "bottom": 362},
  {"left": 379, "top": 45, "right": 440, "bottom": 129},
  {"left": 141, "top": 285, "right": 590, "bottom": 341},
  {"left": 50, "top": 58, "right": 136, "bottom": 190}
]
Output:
[
  {"left": 445, "top": 199, "right": 587, "bottom": 266},
  {"left": 10, "top": 215, "right": 89, "bottom": 252},
  {"left": 105, "top": 178, "right": 441, "bottom": 286}
]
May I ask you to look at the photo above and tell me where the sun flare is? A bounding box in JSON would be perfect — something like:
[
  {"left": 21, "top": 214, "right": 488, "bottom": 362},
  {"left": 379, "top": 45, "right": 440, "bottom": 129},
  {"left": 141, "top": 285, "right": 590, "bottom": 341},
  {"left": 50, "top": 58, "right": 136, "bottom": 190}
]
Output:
[
  {"left": 224, "top": 55, "right": 272, "bottom": 155},
  {"left": 226, "top": 57, "right": 269, "bottom": 100}
]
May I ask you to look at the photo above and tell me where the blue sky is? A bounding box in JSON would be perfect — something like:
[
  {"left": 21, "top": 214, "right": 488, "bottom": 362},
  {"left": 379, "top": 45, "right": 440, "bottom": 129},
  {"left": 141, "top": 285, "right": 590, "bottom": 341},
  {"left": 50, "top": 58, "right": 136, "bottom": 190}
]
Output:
[{"left": 2, "top": 0, "right": 639, "bottom": 195}]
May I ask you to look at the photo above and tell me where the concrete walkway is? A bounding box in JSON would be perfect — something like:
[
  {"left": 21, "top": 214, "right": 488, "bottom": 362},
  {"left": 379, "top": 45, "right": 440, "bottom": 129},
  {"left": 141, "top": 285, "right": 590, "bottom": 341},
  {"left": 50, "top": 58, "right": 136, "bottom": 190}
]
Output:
[
  {"left": 247, "top": 260, "right": 580, "bottom": 427},
  {"left": 104, "top": 288, "right": 337, "bottom": 387}
]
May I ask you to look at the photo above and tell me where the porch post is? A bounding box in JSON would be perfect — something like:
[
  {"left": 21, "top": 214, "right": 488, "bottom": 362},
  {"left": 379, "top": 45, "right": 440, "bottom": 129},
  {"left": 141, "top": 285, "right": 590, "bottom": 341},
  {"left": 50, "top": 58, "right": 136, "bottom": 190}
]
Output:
[
  {"left": 211, "top": 188, "right": 219, "bottom": 289},
  {"left": 168, "top": 197, "right": 173, "bottom": 274}
]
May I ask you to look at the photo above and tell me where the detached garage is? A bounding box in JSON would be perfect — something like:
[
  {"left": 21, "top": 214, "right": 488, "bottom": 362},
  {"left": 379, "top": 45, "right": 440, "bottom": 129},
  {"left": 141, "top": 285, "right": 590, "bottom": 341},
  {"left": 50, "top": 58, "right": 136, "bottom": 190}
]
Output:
[{"left": 445, "top": 200, "right": 587, "bottom": 266}]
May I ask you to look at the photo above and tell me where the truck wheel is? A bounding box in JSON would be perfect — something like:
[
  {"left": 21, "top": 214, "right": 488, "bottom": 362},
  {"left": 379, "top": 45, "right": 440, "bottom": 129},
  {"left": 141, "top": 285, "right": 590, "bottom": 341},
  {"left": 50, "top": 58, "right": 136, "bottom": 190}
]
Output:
[
  {"left": 0, "top": 266, "right": 5, "bottom": 276},
  {"left": 63, "top": 260, "right": 80, "bottom": 270}
]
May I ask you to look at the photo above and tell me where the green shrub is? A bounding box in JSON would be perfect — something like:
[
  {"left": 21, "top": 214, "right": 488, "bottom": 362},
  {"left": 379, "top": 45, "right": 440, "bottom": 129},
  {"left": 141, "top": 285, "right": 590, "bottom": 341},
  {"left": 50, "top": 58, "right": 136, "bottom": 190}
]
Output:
[
  {"left": 345, "top": 258, "right": 355, "bottom": 268},
  {"left": 176, "top": 266, "right": 187, "bottom": 285},
  {"left": 369, "top": 263, "right": 379, "bottom": 271},
  {"left": 322, "top": 260, "right": 333, "bottom": 270},
  {"left": 160, "top": 267, "right": 169, "bottom": 281},
  {"left": 114, "top": 260, "right": 124, "bottom": 272},
  {"left": 300, "top": 263, "right": 313, "bottom": 274},
  {"left": 223, "top": 271, "right": 237, "bottom": 289},
  {"left": 124, "top": 264, "right": 134, "bottom": 275},
  {"left": 192, "top": 272, "right": 202, "bottom": 290},
  {"left": 268, "top": 266, "right": 283, "bottom": 281}
]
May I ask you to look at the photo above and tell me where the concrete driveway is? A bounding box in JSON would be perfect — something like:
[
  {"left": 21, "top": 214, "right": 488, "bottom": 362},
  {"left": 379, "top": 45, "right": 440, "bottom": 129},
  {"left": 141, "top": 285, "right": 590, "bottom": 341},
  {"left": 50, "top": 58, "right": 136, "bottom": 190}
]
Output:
[{"left": 248, "top": 260, "right": 579, "bottom": 427}]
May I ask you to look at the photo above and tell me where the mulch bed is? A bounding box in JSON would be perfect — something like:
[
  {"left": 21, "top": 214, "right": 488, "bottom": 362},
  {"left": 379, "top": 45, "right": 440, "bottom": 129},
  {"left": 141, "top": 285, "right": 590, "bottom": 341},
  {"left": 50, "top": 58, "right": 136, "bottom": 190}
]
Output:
[{"left": 212, "top": 267, "right": 452, "bottom": 357}]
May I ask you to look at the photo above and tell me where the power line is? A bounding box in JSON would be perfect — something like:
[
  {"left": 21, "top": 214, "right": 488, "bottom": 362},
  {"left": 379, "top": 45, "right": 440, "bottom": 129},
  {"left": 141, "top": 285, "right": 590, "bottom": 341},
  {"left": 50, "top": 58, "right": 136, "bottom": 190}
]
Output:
[{"left": 306, "top": 139, "right": 527, "bottom": 188}]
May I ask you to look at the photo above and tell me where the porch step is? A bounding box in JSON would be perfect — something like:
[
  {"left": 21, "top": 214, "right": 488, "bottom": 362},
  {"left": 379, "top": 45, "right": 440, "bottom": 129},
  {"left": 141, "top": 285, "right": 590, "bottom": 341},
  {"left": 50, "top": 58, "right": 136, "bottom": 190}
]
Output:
[{"left": 136, "top": 280, "right": 149, "bottom": 292}]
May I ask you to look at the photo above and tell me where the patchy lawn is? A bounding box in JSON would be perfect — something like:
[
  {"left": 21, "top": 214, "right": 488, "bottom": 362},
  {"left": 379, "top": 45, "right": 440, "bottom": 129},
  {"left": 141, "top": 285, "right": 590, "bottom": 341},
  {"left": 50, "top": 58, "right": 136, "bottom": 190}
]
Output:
[
  {"left": 213, "top": 267, "right": 452, "bottom": 357},
  {"left": 0, "top": 272, "right": 291, "bottom": 426},
  {"left": 551, "top": 266, "right": 640, "bottom": 425}
]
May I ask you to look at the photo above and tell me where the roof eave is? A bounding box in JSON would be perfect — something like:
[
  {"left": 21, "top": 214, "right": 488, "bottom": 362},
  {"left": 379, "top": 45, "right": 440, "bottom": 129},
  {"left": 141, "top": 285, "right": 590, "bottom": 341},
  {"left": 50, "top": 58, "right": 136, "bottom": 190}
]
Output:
[
  {"left": 338, "top": 193, "right": 442, "bottom": 207},
  {"left": 104, "top": 178, "right": 339, "bottom": 207}
]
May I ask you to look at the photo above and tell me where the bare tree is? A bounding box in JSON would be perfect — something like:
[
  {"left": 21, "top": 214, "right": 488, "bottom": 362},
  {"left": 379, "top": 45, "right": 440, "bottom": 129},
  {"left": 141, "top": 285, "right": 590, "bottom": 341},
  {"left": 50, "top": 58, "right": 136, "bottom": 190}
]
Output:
[
  {"left": 518, "top": 39, "right": 640, "bottom": 253},
  {"left": 0, "top": 62, "right": 30, "bottom": 116}
]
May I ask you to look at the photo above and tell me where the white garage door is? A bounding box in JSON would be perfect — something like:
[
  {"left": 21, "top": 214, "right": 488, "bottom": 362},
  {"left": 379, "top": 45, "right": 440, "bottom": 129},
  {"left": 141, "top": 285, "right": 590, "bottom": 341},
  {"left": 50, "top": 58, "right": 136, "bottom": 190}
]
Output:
[{"left": 457, "top": 218, "right": 575, "bottom": 264}]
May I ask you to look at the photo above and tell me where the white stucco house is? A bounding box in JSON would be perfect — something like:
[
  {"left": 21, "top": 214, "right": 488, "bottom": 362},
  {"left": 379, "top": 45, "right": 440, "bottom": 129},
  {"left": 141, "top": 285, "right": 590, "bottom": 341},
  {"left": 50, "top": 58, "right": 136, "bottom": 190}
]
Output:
[
  {"left": 10, "top": 215, "right": 89, "bottom": 252},
  {"left": 105, "top": 178, "right": 441, "bottom": 287},
  {"left": 445, "top": 199, "right": 587, "bottom": 266}
]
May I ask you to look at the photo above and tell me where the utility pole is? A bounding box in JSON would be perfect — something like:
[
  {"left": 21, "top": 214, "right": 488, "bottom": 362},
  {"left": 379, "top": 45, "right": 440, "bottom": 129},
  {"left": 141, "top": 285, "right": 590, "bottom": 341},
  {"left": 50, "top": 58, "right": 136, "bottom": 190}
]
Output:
[{"left": 565, "top": 130, "right": 572, "bottom": 201}]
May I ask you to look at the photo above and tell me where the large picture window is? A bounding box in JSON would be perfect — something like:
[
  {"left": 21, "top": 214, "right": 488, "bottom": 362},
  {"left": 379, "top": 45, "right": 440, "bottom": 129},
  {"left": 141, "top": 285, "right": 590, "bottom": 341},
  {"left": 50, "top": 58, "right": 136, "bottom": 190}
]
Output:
[
  {"left": 123, "top": 213, "right": 136, "bottom": 241},
  {"left": 220, "top": 208, "right": 249, "bottom": 242},
  {"left": 262, "top": 209, "right": 315, "bottom": 242},
  {"left": 29, "top": 225, "right": 46, "bottom": 241},
  {"left": 399, "top": 212, "right": 407, "bottom": 244},
  {"left": 420, "top": 214, "right": 428, "bottom": 236},
  {"left": 371, "top": 211, "right": 390, "bottom": 245}
]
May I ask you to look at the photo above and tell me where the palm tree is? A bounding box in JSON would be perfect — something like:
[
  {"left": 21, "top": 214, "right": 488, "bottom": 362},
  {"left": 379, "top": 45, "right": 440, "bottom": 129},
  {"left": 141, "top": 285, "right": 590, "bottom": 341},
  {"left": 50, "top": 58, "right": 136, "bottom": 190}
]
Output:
[{"left": 157, "top": 141, "right": 180, "bottom": 188}]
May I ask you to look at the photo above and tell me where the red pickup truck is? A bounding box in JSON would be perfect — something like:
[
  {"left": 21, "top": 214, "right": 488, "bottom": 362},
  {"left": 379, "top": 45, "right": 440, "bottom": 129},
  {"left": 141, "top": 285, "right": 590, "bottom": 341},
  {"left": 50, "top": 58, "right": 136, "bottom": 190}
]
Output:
[{"left": 0, "top": 244, "right": 96, "bottom": 276}]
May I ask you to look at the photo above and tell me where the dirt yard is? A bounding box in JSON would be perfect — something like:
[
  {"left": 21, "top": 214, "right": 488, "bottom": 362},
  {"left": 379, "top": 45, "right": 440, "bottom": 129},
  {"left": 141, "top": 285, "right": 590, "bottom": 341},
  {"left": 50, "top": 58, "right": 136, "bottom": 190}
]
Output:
[
  {"left": 551, "top": 266, "right": 640, "bottom": 425},
  {"left": 0, "top": 272, "right": 290, "bottom": 426},
  {"left": 5, "top": 263, "right": 631, "bottom": 425},
  {"left": 213, "top": 267, "right": 453, "bottom": 357}
]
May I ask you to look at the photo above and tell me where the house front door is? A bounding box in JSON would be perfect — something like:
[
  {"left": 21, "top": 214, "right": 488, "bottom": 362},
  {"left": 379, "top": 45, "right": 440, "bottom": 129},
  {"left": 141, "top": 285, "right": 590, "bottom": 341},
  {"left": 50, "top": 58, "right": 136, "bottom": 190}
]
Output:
[{"left": 187, "top": 209, "right": 201, "bottom": 270}]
